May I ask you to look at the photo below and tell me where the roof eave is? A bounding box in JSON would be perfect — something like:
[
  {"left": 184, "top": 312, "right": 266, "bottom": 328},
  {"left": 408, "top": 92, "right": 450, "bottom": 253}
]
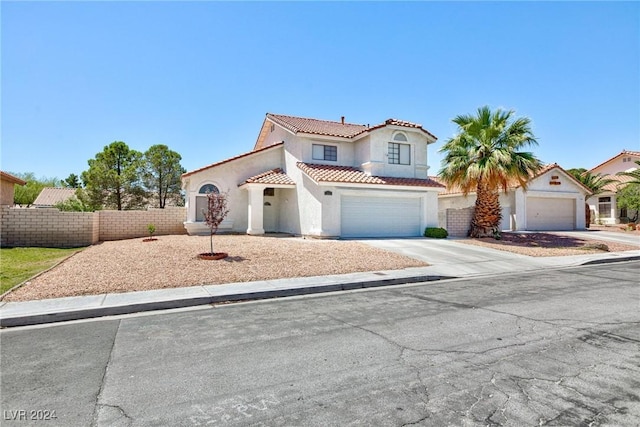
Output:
[{"left": 182, "top": 142, "right": 284, "bottom": 178}]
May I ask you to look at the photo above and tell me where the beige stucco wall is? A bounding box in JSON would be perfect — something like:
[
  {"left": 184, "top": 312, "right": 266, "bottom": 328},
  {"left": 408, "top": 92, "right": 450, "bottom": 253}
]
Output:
[
  {"left": 182, "top": 145, "right": 285, "bottom": 233},
  {"left": 591, "top": 153, "right": 640, "bottom": 176}
]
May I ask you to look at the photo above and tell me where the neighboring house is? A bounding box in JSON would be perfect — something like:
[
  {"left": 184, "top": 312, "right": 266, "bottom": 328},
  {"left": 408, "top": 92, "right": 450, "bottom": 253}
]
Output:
[
  {"left": 587, "top": 150, "right": 640, "bottom": 224},
  {"left": 181, "top": 113, "right": 445, "bottom": 238},
  {"left": 0, "top": 171, "right": 27, "bottom": 206},
  {"left": 435, "top": 164, "right": 592, "bottom": 236},
  {"left": 33, "top": 187, "right": 76, "bottom": 208}
]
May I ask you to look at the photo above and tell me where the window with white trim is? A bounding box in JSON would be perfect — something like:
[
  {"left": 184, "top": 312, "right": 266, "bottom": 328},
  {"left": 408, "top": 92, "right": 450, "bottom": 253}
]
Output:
[
  {"left": 388, "top": 142, "right": 411, "bottom": 165},
  {"left": 196, "top": 184, "right": 220, "bottom": 221},
  {"left": 312, "top": 144, "right": 337, "bottom": 161},
  {"left": 598, "top": 196, "right": 611, "bottom": 218}
]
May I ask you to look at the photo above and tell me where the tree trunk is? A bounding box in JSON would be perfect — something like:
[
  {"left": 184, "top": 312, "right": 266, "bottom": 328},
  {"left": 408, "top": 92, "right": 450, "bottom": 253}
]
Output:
[
  {"left": 469, "top": 181, "right": 502, "bottom": 238},
  {"left": 585, "top": 203, "right": 591, "bottom": 229}
]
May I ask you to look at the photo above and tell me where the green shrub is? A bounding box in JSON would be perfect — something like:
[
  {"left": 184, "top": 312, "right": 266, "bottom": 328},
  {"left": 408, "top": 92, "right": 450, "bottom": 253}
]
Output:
[{"left": 424, "top": 227, "right": 448, "bottom": 238}]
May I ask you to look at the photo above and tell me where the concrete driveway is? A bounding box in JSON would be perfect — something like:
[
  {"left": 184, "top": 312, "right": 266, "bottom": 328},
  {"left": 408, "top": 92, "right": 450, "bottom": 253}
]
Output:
[
  {"left": 358, "top": 237, "right": 537, "bottom": 277},
  {"left": 550, "top": 229, "right": 640, "bottom": 246},
  {"left": 358, "top": 234, "right": 640, "bottom": 278}
]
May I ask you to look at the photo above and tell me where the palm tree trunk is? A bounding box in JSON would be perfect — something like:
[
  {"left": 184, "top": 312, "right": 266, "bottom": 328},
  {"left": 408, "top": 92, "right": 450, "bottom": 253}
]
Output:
[{"left": 469, "top": 181, "right": 502, "bottom": 238}]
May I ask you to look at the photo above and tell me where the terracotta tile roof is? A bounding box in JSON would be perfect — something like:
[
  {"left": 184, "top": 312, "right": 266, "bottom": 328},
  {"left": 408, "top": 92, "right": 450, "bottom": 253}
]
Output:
[
  {"left": 1, "top": 171, "right": 26, "bottom": 185},
  {"left": 297, "top": 163, "right": 445, "bottom": 188},
  {"left": 266, "top": 113, "right": 437, "bottom": 141},
  {"left": 601, "top": 174, "right": 636, "bottom": 193},
  {"left": 589, "top": 150, "right": 640, "bottom": 172},
  {"left": 242, "top": 168, "right": 295, "bottom": 186},
  {"left": 33, "top": 187, "right": 76, "bottom": 206},
  {"left": 267, "top": 114, "right": 368, "bottom": 138},
  {"left": 182, "top": 142, "right": 284, "bottom": 178},
  {"left": 368, "top": 118, "right": 437, "bottom": 140}
]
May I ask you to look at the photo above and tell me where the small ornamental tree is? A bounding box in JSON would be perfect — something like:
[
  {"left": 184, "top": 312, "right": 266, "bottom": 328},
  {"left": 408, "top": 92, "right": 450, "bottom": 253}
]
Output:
[
  {"left": 617, "top": 183, "right": 640, "bottom": 222},
  {"left": 203, "top": 192, "right": 229, "bottom": 255}
]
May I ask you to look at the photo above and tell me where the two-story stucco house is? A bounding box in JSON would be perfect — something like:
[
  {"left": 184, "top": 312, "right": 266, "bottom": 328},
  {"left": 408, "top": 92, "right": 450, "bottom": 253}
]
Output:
[
  {"left": 587, "top": 150, "right": 640, "bottom": 224},
  {"left": 181, "top": 113, "right": 445, "bottom": 238}
]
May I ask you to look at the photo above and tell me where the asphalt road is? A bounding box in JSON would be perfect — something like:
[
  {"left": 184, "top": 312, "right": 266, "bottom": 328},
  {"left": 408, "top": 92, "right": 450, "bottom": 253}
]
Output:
[{"left": 1, "top": 261, "right": 639, "bottom": 426}]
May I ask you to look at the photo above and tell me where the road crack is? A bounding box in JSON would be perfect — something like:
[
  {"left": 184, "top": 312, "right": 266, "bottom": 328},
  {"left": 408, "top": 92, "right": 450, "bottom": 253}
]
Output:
[{"left": 90, "top": 319, "right": 124, "bottom": 427}]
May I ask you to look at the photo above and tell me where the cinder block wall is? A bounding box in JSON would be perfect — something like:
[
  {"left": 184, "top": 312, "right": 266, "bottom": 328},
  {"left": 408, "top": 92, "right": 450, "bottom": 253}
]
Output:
[
  {"left": 0, "top": 206, "right": 187, "bottom": 248},
  {"left": 98, "top": 207, "right": 187, "bottom": 241},
  {"left": 446, "top": 207, "right": 474, "bottom": 237},
  {"left": 0, "top": 207, "right": 98, "bottom": 248}
]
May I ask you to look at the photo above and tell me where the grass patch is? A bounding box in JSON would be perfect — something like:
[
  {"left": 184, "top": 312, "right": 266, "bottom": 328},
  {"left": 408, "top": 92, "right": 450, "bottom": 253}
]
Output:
[{"left": 0, "top": 247, "right": 84, "bottom": 295}]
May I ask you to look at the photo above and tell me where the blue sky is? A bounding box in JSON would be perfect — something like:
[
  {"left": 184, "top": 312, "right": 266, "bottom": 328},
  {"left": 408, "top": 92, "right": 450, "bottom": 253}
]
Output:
[{"left": 2, "top": 1, "right": 638, "bottom": 181}]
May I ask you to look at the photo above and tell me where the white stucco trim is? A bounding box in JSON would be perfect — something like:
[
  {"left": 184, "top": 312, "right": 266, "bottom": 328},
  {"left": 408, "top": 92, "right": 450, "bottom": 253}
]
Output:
[
  {"left": 237, "top": 183, "right": 296, "bottom": 191},
  {"left": 315, "top": 181, "right": 445, "bottom": 192}
]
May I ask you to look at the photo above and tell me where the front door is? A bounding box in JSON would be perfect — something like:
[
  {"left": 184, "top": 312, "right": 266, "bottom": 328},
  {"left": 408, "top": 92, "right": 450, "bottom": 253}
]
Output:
[{"left": 263, "top": 201, "right": 276, "bottom": 232}]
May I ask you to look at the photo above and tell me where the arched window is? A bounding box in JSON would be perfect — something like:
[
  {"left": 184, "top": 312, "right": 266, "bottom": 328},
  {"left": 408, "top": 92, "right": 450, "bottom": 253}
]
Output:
[
  {"left": 198, "top": 184, "right": 219, "bottom": 194},
  {"left": 393, "top": 132, "right": 408, "bottom": 142},
  {"left": 389, "top": 133, "right": 411, "bottom": 165},
  {"left": 196, "top": 184, "right": 220, "bottom": 221}
]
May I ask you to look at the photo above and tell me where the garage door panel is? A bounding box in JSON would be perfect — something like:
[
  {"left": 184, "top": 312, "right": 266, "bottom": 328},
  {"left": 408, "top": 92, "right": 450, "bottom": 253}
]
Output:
[
  {"left": 526, "top": 197, "right": 575, "bottom": 231},
  {"left": 341, "top": 196, "right": 421, "bottom": 237}
]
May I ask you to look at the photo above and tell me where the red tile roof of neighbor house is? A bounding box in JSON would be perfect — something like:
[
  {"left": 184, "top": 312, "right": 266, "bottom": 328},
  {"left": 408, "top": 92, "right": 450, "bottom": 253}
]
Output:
[
  {"left": 33, "top": 187, "right": 77, "bottom": 206},
  {"left": 297, "top": 163, "right": 445, "bottom": 188},
  {"left": 266, "top": 114, "right": 437, "bottom": 141},
  {"left": 0, "top": 171, "right": 26, "bottom": 185},
  {"left": 432, "top": 163, "right": 593, "bottom": 196},
  {"left": 242, "top": 169, "right": 296, "bottom": 186},
  {"left": 601, "top": 174, "right": 635, "bottom": 193},
  {"left": 181, "top": 142, "right": 284, "bottom": 178}
]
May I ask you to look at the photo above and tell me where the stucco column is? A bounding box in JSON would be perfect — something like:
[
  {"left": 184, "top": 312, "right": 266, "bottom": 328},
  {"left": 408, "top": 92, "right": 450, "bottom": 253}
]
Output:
[
  {"left": 576, "top": 196, "right": 586, "bottom": 229},
  {"left": 247, "top": 186, "right": 265, "bottom": 235},
  {"left": 422, "top": 192, "right": 439, "bottom": 229},
  {"left": 514, "top": 188, "right": 526, "bottom": 231}
]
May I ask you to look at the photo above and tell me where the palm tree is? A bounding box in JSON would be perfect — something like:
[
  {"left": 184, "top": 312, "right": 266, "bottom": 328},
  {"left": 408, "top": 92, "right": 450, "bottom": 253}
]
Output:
[
  {"left": 439, "top": 106, "right": 541, "bottom": 238},
  {"left": 568, "top": 170, "right": 616, "bottom": 195},
  {"left": 568, "top": 170, "right": 616, "bottom": 228},
  {"left": 617, "top": 160, "right": 640, "bottom": 185}
]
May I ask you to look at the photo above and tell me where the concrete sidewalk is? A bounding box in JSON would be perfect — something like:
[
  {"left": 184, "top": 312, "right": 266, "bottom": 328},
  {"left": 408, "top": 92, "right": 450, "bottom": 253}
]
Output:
[{"left": 1, "top": 244, "right": 639, "bottom": 328}]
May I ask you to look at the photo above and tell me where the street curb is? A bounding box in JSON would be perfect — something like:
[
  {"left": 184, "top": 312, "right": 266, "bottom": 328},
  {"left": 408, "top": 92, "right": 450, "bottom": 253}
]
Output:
[
  {"left": 580, "top": 255, "right": 640, "bottom": 265},
  {"left": 0, "top": 275, "right": 454, "bottom": 328}
]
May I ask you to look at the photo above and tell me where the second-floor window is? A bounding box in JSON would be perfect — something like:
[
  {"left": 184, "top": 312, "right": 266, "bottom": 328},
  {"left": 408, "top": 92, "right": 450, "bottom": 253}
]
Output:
[
  {"left": 388, "top": 142, "right": 411, "bottom": 165},
  {"left": 312, "top": 144, "right": 337, "bottom": 162}
]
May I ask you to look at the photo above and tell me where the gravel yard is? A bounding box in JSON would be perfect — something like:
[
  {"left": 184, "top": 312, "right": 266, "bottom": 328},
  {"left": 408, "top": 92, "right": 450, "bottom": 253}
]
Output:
[
  {"left": 460, "top": 232, "right": 639, "bottom": 257},
  {"left": 2, "top": 235, "right": 427, "bottom": 302},
  {"left": 5, "top": 231, "right": 638, "bottom": 302}
]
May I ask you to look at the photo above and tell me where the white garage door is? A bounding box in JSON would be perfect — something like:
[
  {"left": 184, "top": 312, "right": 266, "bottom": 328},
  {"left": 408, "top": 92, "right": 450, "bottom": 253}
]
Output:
[
  {"left": 526, "top": 197, "right": 575, "bottom": 231},
  {"left": 341, "top": 196, "right": 421, "bottom": 237}
]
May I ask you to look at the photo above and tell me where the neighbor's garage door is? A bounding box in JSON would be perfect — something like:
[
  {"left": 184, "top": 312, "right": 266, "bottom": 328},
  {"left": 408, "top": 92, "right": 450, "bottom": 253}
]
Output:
[
  {"left": 341, "top": 196, "right": 421, "bottom": 237},
  {"left": 526, "top": 197, "right": 575, "bottom": 231}
]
